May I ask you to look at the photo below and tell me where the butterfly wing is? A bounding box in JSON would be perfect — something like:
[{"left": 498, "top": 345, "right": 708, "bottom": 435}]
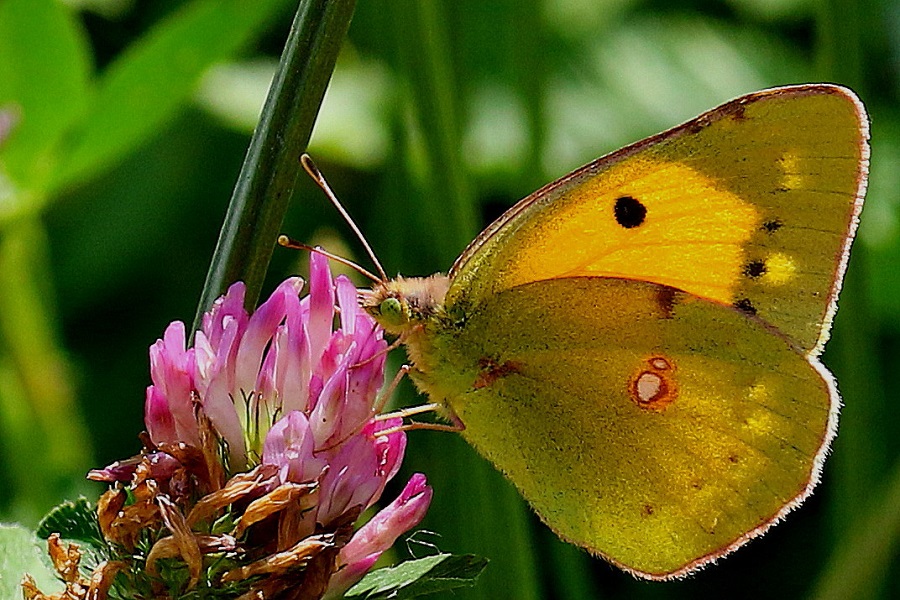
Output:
[
  {"left": 415, "top": 277, "right": 836, "bottom": 578},
  {"left": 447, "top": 84, "right": 868, "bottom": 355},
  {"left": 413, "top": 84, "right": 868, "bottom": 577}
]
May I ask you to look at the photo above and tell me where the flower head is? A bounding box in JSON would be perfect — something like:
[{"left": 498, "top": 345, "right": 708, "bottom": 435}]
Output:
[{"left": 81, "top": 253, "right": 431, "bottom": 599}]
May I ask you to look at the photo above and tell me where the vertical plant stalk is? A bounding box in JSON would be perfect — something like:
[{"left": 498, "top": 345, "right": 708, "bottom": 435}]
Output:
[
  {"left": 390, "top": 0, "right": 477, "bottom": 257},
  {"left": 385, "top": 2, "right": 541, "bottom": 600},
  {"left": 810, "top": 459, "right": 900, "bottom": 600},
  {"left": 193, "top": 0, "right": 357, "bottom": 331},
  {"left": 814, "top": 0, "right": 892, "bottom": 598},
  {"left": 0, "top": 220, "right": 92, "bottom": 519}
]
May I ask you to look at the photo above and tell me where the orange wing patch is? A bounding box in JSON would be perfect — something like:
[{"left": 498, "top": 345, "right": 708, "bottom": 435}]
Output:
[
  {"left": 446, "top": 86, "right": 867, "bottom": 355},
  {"left": 494, "top": 157, "right": 760, "bottom": 305}
]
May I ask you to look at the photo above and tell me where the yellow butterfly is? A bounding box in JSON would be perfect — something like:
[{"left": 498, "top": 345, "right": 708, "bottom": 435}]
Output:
[{"left": 302, "top": 84, "right": 869, "bottom": 580}]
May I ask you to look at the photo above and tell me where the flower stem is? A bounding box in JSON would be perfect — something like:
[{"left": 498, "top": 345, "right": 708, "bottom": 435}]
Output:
[
  {"left": 193, "top": 0, "right": 357, "bottom": 331},
  {"left": 814, "top": 0, "right": 891, "bottom": 598}
]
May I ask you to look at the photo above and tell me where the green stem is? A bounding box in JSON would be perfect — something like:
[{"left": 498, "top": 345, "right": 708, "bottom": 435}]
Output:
[
  {"left": 813, "top": 0, "right": 891, "bottom": 598},
  {"left": 390, "top": 0, "right": 477, "bottom": 257},
  {"left": 382, "top": 2, "right": 541, "bottom": 599},
  {"left": 192, "top": 0, "right": 356, "bottom": 330},
  {"left": 0, "top": 219, "right": 91, "bottom": 522},
  {"left": 810, "top": 460, "right": 900, "bottom": 600}
]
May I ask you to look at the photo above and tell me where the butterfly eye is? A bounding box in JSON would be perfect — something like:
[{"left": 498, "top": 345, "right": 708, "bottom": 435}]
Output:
[{"left": 379, "top": 297, "right": 405, "bottom": 326}]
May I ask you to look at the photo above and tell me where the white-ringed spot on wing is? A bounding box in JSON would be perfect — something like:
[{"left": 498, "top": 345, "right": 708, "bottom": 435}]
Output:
[
  {"left": 649, "top": 357, "right": 669, "bottom": 370},
  {"left": 630, "top": 355, "right": 677, "bottom": 412}
]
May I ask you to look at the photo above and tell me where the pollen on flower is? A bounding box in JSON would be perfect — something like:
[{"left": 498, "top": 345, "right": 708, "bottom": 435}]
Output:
[{"left": 31, "top": 253, "right": 432, "bottom": 600}]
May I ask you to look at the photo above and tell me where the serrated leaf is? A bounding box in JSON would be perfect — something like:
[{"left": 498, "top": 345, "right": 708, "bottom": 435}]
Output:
[
  {"left": 0, "top": 524, "right": 63, "bottom": 598},
  {"left": 344, "top": 554, "right": 488, "bottom": 600},
  {"left": 48, "top": 0, "right": 293, "bottom": 194},
  {"left": 36, "top": 497, "right": 103, "bottom": 548}
]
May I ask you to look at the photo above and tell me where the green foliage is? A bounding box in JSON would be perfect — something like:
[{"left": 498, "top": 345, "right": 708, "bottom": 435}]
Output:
[
  {"left": 48, "top": 0, "right": 297, "bottom": 196},
  {"left": 36, "top": 497, "right": 103, "bottom": 547},
  {"left": 345, "top": 554, "right": 489, "bottom": 599},
  {"left": 0, "top": 0, "right": 90, "bottom": 195},
  {"left": 0, "top": 0, "right": 292, "bottom": 524},
  {"left": 0, "top": 524, "right": 63, "bottom": 598}
]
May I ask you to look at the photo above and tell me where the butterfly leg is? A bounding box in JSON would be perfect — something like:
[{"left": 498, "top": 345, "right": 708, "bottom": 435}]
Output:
[
  {"left": 373, "top": 364, "right": 411, "bottom": 414},
  {"left": 354, "top": 336, "right": 405, "bottom": 368},
  {"left": 374, "top": 403, "right": 465, "bottom": 436}
]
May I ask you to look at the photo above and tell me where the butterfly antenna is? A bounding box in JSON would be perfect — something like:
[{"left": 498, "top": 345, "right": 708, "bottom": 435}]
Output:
[
  {"left": 277, "top": 236, "right": 382, "bottom": 284},
  {"left": 300, "top": 154, "right": 388, "bottom": 282}
]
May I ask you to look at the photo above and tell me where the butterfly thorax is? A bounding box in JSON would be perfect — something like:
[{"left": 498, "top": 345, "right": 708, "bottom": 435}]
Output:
[
  {"left": 361, "top": 274, "right": 461, "bottom": 392},
  {"left": 363, "top": 274, "right": 485, "bottom": 421},
  {"left": 361, "top": 274, "right": 452, "bottom": 336}
]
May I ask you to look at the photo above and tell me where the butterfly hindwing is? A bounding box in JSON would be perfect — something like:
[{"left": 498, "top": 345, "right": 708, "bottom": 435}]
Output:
[{"left": 416, "top": 276, "right": 836, "bottom": 578}]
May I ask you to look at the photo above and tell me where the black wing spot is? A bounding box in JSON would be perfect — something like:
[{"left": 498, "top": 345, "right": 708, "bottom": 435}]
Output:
[
  {"left": 734, "top": 298, "right": 757, "bottom": 315},
  {"left": 762, "top": 219, "right": 783, "bottom": 233},
  {"left": 743, "top": 259, "right": 767, "bottom": 279},
  {"left": 614, "top": 196, "right": 647, "bottom": 229}
]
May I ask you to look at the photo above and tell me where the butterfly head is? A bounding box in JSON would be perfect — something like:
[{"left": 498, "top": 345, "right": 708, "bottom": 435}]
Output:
[{"left": 361, "top": 275, "right": 451, "bottom": 336}]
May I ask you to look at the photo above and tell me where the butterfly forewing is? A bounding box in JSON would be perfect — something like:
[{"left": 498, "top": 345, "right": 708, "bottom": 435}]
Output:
[{"left": 447, "top": 84, "right": 868, "bottom": 354}]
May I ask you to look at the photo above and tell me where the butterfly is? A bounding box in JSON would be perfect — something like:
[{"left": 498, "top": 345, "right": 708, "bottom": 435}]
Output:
[{"left": 299, "top": 84, "right": 869, "bottom": 580}]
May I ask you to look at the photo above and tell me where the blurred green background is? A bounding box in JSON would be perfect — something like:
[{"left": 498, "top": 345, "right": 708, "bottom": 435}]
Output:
[{"left": 1, "top": 0, "right": 898, "bottom": 598}]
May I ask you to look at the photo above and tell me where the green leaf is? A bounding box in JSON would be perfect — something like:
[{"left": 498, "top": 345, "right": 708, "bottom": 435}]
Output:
[
  {"left": 0, "top": 0, "right": 91, "bottom": 195},
  {"left": 48, "top": 0, "right": 293, "bottom": 195},
  {"left": 36, "top": 497, "right": 103, "bottom": 548},
  {"left": 0, "top": 524, "right": 63, "bottom": 598},
  {"left": 344, "top": 554, "right": 488, "bottom": 600}
]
